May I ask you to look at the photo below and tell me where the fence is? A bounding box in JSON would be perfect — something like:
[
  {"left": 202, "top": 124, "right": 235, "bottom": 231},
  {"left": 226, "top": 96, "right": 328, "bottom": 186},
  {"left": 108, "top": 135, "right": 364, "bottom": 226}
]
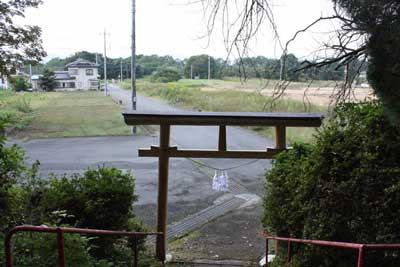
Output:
[
  {"left": 262, "top": 232, "right": 400, "bottom": 267},
  {"left": 5, "top": 225, "right": 163, "bottom": 267}
]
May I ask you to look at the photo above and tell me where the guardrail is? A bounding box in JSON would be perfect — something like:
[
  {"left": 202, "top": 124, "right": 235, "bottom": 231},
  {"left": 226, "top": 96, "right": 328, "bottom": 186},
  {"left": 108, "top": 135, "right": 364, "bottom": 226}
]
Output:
[
  {"left": 262, "top": 232, "right": 400, "bottom": 267},
  {"left": 5, "top": 225, "right": 163, "bottom": 267}
]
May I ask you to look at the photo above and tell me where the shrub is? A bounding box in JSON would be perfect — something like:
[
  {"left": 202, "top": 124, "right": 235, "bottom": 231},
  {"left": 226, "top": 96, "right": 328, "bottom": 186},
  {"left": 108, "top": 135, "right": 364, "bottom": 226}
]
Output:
[
  {"left": 264, "top": 101, "right": 400, "bottom": 267},
  {"left": 150, "top": 68, "right": 181, "bottom": 83},
  {"left": 41, "top": 167, "right": 144, "bottom": 260},
  {"left": 0, "top": 117, "right": 27, "bottom": 231},
  {"left": 9, "top": 76, "right": 28, "bottom": 92},
  {"left": 0, "top": 115, "right": 156, "bottom": 266},
  {"left": 13, "top": 96, "right": 32, "bottom": 113},
  {"left": 0, "top": 232, "right": 94, "bottom": 267}
]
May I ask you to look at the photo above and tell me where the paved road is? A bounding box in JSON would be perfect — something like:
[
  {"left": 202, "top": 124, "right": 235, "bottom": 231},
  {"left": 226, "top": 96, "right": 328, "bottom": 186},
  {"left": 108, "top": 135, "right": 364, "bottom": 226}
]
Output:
[
  {"left": 15, "top": 85, "right": 273, "bottom": 227},
  {"left": 108, "top": 84, "right": 273, "bottom": 178}
]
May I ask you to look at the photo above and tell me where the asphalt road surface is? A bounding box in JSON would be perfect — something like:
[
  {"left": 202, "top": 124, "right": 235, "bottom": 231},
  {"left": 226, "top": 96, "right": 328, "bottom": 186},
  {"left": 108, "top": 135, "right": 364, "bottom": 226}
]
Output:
[{"left": 14, "top": 85, "right": 274, "bottom": 226}]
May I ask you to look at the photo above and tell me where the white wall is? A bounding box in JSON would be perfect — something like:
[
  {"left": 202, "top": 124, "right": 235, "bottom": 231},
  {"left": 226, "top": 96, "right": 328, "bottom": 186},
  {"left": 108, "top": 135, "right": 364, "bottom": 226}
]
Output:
[{"left": 69, "top": 68, "right": 99, "bottom": 90}]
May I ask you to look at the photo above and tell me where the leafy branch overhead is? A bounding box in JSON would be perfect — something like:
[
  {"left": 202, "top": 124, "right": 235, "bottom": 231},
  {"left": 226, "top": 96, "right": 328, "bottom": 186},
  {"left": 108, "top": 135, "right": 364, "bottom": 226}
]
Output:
[{"left": 0, "top": 0, "right": 46, "bottom": 76}]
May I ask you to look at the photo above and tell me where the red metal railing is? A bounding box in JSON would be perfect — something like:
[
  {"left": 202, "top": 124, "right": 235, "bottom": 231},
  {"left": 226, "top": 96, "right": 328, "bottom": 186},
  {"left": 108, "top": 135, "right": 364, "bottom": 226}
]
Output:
[
  {"left": 5, "top": 225, "right": 163, "bottom": 267},
  {"left": 262, "top": 232, "right": 400, "bottom": 267}
]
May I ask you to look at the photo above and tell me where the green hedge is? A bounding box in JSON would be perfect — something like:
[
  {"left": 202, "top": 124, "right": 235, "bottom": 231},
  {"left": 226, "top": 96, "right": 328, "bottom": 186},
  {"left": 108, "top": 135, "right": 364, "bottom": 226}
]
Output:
[
  {"left": 264, "top": 101, "right": 400, "bottom": 267},
  {"left": 0, "top": 117, "right": 160, "bottom": 266}
]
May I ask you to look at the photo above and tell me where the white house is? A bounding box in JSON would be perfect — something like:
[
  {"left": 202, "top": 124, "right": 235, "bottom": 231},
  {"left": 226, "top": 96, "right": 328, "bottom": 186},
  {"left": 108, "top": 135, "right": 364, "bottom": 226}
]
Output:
[{"left": 32, "top": 58, "right": 100, "bottom": 91}]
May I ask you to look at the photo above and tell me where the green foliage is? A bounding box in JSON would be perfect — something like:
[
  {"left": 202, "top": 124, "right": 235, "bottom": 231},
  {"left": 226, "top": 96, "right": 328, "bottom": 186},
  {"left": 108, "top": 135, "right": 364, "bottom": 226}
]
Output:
[
  {"left": 150, "top": 67, "right": 181, "bottom": 83},
  {"left": 0, "top": 117, "right": 26, "bottom": 229},
  {"left": 0, "top": 0, "right": 46, "bottom": 76},
  {"left": 45, "top": 57, "right": 66, "bottom": 71},
  {"left": 43, "top": 168, "right": 137, "bottom": 230},
  {"left": 39, "top": 69, "right": 56, "bottom": 91},
  {"left": 41, "top": 167, "right": 142, "bottom": 260},
  {"left": 0, "top": 232, "right": 94, "bottom": 267},
  {"left": 184, "top": 55, "right": 217, "bottom": 79},
  {"left": 332, "top": 0, "right": 400, "bottom": 125},
  {"left": 264, "top": 101, "right": 400, "bottom": 267},
  {"left": 9, "top": 76, "right": 29, "bottom": 92},
  {"left": 14, "top": 96, "right": 32, "bottom": 113},
  {"left": 218, "top": 55, "right": 348, "bottom": 81}
]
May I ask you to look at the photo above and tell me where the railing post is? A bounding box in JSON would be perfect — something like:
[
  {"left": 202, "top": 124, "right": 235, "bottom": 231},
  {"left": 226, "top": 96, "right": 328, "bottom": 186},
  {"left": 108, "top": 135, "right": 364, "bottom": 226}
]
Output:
[
  {"left": 218, "top": 125, "right": 227, "bottom": 151},
  {"left": 57, "top": 228, "right": 66, "bottom": 267},
  {"left": 265, "top": 238, "right": 269, "bottom": 267},
  {"left": 132, "top": 235, "right": 138, "bottom": 267},
  {"left": 156, "top": 123, "right": 171, "bottom": 262},
  {"left": 275, "top": 126, "right": 286, "bottom": 150},
  {"left": 5, "top": 232, "right": 13, "bottom": 267},
  {"left": 357, "top": 246, "right": 365, "bottom": 267}
]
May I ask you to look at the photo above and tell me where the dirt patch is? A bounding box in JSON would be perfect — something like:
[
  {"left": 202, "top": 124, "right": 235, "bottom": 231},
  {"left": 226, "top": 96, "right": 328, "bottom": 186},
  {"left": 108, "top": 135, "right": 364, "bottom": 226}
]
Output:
[{"left": 168, "top": 203, "right": 265, "bottom": 263}]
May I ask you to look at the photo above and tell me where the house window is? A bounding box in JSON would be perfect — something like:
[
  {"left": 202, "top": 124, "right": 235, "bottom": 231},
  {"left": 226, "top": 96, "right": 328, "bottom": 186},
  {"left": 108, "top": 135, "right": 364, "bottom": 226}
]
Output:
[
  {"left": 90, "top": 81, "right": 99, "bottom": 88},
  {"left": 86, "top": 69, "right": 94, "bottom": 76},
  {"left": 70, "top": 69, "right": 78, "bottom": 75}
]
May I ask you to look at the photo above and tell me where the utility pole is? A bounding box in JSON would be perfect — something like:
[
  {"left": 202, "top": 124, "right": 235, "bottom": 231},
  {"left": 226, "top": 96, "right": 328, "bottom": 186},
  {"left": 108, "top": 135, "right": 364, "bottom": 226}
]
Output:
[
  {"left": 95, "top": 53, "right": 98, "bottom": 65},
  {"left": 29, "top": 64, "right": 32, "bottom": 83},
  {"left": 120, "top": 58, "right": 123, "bottom": 83},
  {"left": 131, "top": 0, "right": 137, "bottom": 134},
  {"left": 208, "top": 56, "right": 211, "bottom": 80},
  {"left": 190, "top": 64, "right": 193, "bottom": 80},
  {"left": 103, "top": 29, "right": 108, "bottom": 96}
]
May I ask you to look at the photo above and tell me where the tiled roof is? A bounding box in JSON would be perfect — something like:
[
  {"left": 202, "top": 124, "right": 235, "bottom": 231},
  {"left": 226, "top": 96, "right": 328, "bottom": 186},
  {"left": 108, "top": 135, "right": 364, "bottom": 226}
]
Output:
[{"left": 66, "top": 58, "right": 99, "bottom": 68}]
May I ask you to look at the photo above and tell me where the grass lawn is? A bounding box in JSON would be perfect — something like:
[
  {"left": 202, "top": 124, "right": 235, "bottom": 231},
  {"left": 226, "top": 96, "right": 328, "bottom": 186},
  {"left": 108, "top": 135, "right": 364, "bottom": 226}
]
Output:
[
  {"left": 0, "top": 90, "right": 37, "bottom": 130},
  {"left": 1, "top": 90, "right": 134, "bottom": 139},
  {"left": 118, "top": 79, "right": 327, "bottom": 143}
]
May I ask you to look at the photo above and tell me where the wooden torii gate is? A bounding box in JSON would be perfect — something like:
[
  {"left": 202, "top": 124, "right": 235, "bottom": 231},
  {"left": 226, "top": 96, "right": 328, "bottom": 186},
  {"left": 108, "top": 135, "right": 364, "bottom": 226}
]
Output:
[{"left": 123, "top": 110, "right": 324, "bottom": 261}]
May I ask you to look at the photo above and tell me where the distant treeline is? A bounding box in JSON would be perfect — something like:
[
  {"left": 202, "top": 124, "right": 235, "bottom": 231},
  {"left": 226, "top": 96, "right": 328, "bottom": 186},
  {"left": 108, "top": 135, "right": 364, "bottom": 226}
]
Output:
[{"left": 26, "top": 51, "right": 367, "bottom": 82}]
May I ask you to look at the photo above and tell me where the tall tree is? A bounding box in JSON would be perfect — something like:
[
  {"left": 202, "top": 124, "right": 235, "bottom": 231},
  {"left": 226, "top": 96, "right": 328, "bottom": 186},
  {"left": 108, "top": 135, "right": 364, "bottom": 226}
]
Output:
[
  {"left": 184, "top": 55, "right": 216, "bottom": 79},
  {"left": 39, "top": 69, "right": 56, "bottom": 91},
  {"left": 0, "top": 0, "right": 46, "bottom": 76}
]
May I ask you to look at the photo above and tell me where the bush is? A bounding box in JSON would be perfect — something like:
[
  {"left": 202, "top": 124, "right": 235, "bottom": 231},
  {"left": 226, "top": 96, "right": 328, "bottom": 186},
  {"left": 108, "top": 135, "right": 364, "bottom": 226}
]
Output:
[
  {"left": 0, "top": 114, "right": 158, "bottom": 266},
  {"left": 264, "top": 101, "right": 400, "bottom": 267},
  {"left": 41, "top": 167, "right": 144, "bottom": 261},
  {"left": 0, "top": 117, "right": 27, "bottom": 231},
  {"left": 150, "top": 68, "right": 181, "bottom": 83},
  {"left": 14, "top": 96, "right": 32, "bottom": 113},
  {"left": 0, "top": 232, "right": 94, "bottom": 267},
  {"left": 9, "top": 76, "right": 28, "bottom": 92}
]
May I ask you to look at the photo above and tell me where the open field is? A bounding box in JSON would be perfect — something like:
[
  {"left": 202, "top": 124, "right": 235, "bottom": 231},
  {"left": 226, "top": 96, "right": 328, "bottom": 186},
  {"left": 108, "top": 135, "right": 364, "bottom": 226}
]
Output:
[
  {"left": 1, "top": 90, "right": 134, "bottom": 139},
  {"left": 121, "top": 78, "right": 373, "bottom": 107},
  {"left": 119, "top": 79, "right": 327, "bottom": 143}
]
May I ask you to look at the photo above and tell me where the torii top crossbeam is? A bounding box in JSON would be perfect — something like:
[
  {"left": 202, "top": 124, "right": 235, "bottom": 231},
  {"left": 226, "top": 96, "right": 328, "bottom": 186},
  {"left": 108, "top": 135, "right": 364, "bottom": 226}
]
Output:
[{"left": 123, "top": 110, "right": 324, "bottom": 262}]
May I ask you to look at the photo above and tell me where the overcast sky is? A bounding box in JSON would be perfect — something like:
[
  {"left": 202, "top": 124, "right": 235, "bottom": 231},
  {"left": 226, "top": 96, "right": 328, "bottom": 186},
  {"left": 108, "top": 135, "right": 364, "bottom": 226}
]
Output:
[{"left": 21, "top": 0, "right": 336, "bottom": 61}]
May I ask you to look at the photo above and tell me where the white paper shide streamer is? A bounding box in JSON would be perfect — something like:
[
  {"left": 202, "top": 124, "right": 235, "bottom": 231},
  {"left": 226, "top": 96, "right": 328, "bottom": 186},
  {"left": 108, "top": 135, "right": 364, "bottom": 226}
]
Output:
[{"left": 212, "top": 170, "right": 229, "bottom": 192}]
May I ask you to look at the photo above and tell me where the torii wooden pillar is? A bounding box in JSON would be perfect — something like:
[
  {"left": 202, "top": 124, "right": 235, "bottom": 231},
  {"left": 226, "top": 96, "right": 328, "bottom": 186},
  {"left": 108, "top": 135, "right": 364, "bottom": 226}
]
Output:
[{"left": 123, "top": 111, "right": 324, "bottom": 262}]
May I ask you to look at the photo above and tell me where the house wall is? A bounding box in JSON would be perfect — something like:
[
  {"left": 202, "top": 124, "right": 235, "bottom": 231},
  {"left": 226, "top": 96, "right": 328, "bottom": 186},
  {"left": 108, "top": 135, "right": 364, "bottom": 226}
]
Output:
[
  {"left": 54, "top": 80, "right": 76, "bottom": 91},
  {"left": 69, "top": 68, "right": 98, "bottom": 90},
  {"left": 32, "top": 80, "right": 40, "bottom": 91}
]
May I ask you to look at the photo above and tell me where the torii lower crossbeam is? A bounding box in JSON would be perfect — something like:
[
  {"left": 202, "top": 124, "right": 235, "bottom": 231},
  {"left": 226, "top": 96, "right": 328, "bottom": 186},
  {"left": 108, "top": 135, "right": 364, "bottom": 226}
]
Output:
[{"left": 123, "top": 110, "right": 324, "bottom": 262}]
